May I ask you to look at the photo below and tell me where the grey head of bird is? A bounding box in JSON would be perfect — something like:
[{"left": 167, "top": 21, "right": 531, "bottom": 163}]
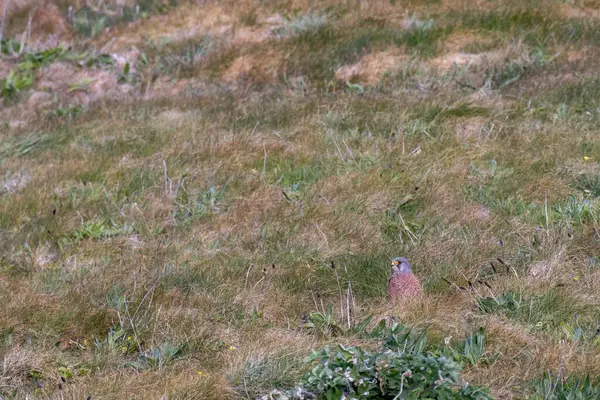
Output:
[{"left": 391, "top": 257, "right": 412, "bottom": 275}]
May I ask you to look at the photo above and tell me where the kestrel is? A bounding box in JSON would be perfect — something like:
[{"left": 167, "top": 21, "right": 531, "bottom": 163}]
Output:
[{"left": 387, "top": 257, "right": 422, "bottom": 301}]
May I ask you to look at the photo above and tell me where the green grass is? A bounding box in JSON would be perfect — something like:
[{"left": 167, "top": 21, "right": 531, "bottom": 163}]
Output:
[
  {"left": 574, "top": 173, "right": 600, "bottom": 197},
  {"left": 476, "top": 290, "right": 595, "bottom": 334},
  {"left": 281, "top": 19, "right": 452, "bottom": 87}
]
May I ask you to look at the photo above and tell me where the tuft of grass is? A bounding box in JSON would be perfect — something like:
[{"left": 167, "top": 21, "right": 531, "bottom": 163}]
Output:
[
  {"left": 450, "top": 327, "right": 487, "bottom": 366},
  {"left": 553, "top": 195, "right": 598, "bottom": 227},
  {"left": 60, "top": 218, "right": 135, "bottom": 245},
  {"left": 229, "top": 352, "right": 305, "bottom": 398},
  {"left": 476, "top": 290, "right": 595, "bottom": 334},
  {"left": 144, "top": 35, "right": 217, "bottom": 78},
  {"left": 130, "top": 342, "right": 184, "bottom": 370},
  {"left": 531, "top": 373, "right": 600, "bottom": 400},
  {"left": 458, "top": 10, "right": 549, "bottom": 35},
  {"left": 174, "top": 185, "right": 226, "bottom": 222},
  {"left": 574, "top": 173, "right": 600, "bottom": 197},
  {"left": 485, "top": 47, "right": 547, "bottom": 90},
  {"left": 381, "top": 196, "right": 424, "bottom": 245},
  {"left": 72, "top": 1, "right": 172, "bottom": 37},
  {"left": 272, "top": 13, "right": 328, "bottom": 39}
]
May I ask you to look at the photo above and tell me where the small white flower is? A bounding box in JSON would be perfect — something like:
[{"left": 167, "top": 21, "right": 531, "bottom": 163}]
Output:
[{"left": 344, "top": 370, "right": 354, "bottom": 382}]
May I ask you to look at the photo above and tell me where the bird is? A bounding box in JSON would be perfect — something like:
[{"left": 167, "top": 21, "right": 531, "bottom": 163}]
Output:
[{"left": 387, "top": 257, "right": 422, "bottom": 301}]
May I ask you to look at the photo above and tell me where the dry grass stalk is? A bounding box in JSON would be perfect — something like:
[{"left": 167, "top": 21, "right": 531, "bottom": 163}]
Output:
[{"left": 0, "top": 0, "right": 8, "bottom": 43}]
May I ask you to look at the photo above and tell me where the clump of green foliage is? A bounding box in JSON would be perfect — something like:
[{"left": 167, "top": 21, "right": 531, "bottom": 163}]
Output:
[
  {"left": 265, "top": 346, "right": 491, "bottom": 399},
  {"left": 531, "top": 372, "right": 600, "bottom": 400},
  {"left": 1, "top": 47, "right": 66, "bottom": 99},
  {"left": 0, "top": 46, "right": 113, "bottom": 101},
  {"left": 264, "top": 322, "right": 492, "bottom": 399},
  {"left": 58, "top": 218, "right": 135, "bottom": 246}
]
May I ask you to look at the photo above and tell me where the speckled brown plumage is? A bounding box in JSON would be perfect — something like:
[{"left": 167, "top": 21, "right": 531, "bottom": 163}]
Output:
[
  {"left": 387, "top": 257, "right": 422, "bottom": 301},
  {"left": 387, "top": 272, "right": 422, "bottom": 300}
]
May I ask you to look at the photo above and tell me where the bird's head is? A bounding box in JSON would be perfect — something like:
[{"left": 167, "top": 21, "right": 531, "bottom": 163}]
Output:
[{"left": 391, "top": 257, "right": 412, "bottom": 274}]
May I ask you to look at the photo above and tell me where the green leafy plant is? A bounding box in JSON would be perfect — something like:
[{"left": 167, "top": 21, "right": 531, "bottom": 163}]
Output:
[
  {"left": 118, "top": 62, "right": 131, "bottom": 83},
  {"left": 559, "top": 322, "right": 584, "bottom": 344},
  {"left": 21, "top": 47, "right": 66, "bottom": 66},
  {"left": 553, "top": 195, "right": 598, "bottom": 226},
  {"left": 59, "top": 218, "right": 135, "bottom": 246},
  {"left": 265, "top": 322, "right": 492, "bottom": 399},
  {"left": 265, "top": 344, "right": 492, "bottom": 399},
  {"left": 55, "top": 104, "right": 84, "bottom": 118},
  {"left": 1, "top": 46, "right": 68, "bottom": 99},
  {"left": 1, "top": 38, "right": 23, "bottom": 55},
  {"left": 83, "top": 53, "right": 114, "bottom": 68},
  {"left": 476, "top": 292, "right": 520, "bottom": 314},
  {"left": 57, "top": 366, "right": 73, "bottom": 380},
  {"left": 447, "top": 327, "right": 487, "bottom": 366},
  {"left": 73, "top": 218, "right": 134, "bottom": 241},
  {"left": 1, "top": 69, "right": 34, "bottom": 99},
  {"left": 381, "top": 321, "right": 429, "bottom": 354},
  {"left": 574, "top": 173, "right": 600, "bottom": 198},
  {"left": 94, "top": 325, "right": 139, "bottom": 355},
  {"left": 95, "top": 326, "right": 126, "bottom": 352},
  {"left": 130, "top": 342, "right": 183, "bottom": 370},
  {"left": 531, "top": 372, "right": 600, "bottom": 400},
  {"left": 303, "top": 306, "right": 343, "bottom": 338},
  {"left": 174, "top": 185, "right": 225, "bottom": 222}
]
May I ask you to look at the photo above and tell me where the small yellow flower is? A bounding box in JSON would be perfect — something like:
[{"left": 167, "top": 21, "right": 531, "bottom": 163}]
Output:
[
  {"left": 127, "top": 336, "right": 132, "bottom": 341},
  {"left": 228, "top": 346, "right": 237, "bottom": 351},
  {"left": 573, "top": 276, "right": 579, "bottom": 281},
  {"left": 197, "top": 371, "right": 204, "bottom": 376},
  {"left": 584, "top": 156, "right": 592, "bottom": 161}
]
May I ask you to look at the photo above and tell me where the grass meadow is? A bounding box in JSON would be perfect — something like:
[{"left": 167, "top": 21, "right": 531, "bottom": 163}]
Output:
[{"left": 1, "top": 0, "right": 600, "bottom": 398}]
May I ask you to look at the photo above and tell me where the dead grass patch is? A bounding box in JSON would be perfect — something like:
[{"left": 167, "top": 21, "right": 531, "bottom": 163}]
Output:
[
  {"left": 441, "top": 30, "right": 497, "bottom": 54},
  {"left": 0, "top": 0, "right": 70, "bottom": 41},
  {"left": 222, "top": 50, "right": 282, "bottom": 84},
  {"left": 453, "top": 116, "right": 487, "bottom": 141},
  {"left": 104, "top": 5, "right": 233, "bottom": 52},
  {"left": 35, "top": 62, "right": 124, "bottom": 107},
  {"left": 335, "top": 49, "right": 409, "bottom": 85},
  {"left": 559, "top": 3, "right": 600, "bottom": 20}
]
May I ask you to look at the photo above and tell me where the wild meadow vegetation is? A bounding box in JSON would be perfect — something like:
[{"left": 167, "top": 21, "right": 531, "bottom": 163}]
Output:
[{"left": 1, "top": 0, "right": 600, "bottom": 398}]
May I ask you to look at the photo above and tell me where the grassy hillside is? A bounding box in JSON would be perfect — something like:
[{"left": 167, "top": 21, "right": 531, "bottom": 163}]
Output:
[{"left": 1, "top": 0, "right": 600, "bottom": 398}]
